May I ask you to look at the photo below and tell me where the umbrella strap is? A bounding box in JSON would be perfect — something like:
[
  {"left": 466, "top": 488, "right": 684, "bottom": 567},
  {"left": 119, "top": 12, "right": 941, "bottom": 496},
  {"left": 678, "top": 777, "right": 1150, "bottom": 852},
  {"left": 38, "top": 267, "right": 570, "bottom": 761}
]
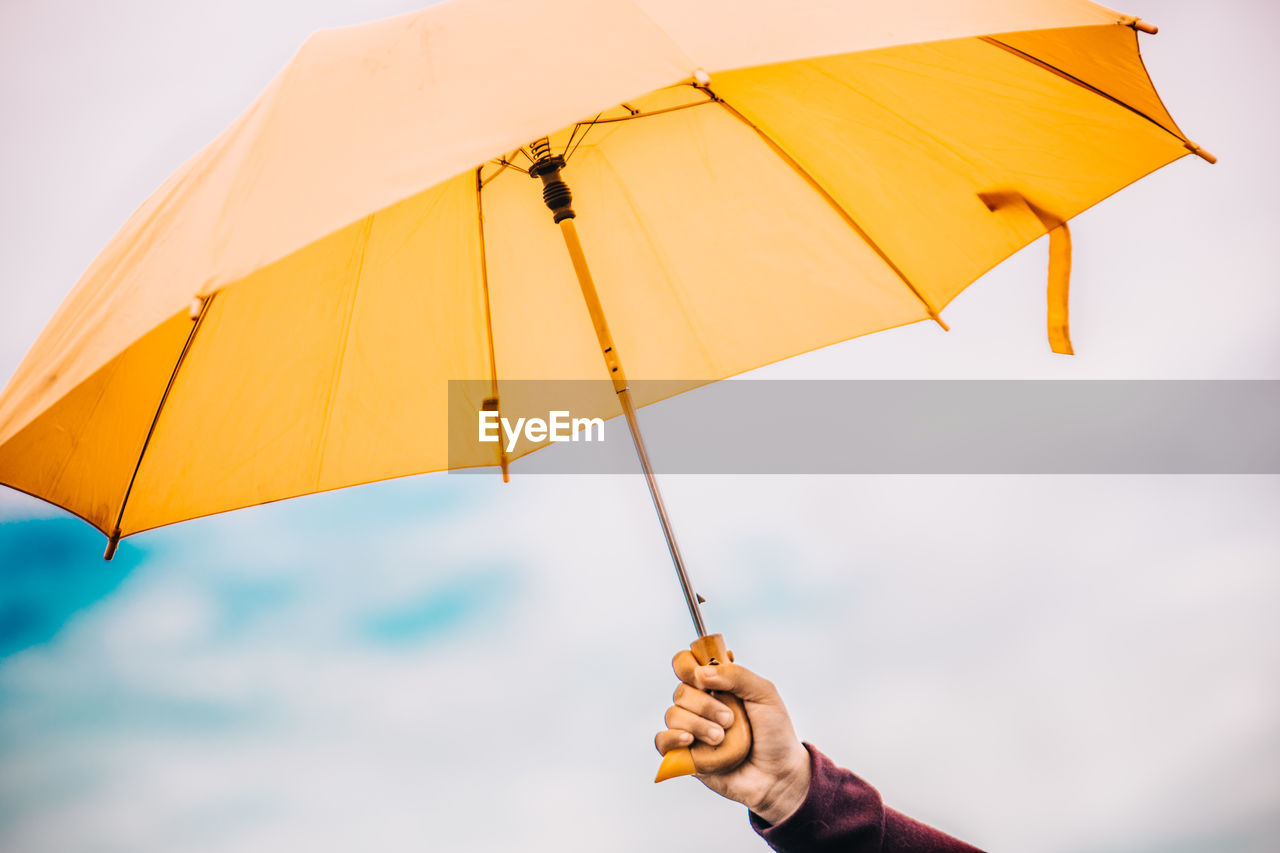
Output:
[
  {"left": 1044, "top": 217, "right": 1073, "bottom": 356},
  {"left": 979, "top": 191, "right": 1074, "bottom": 355}
]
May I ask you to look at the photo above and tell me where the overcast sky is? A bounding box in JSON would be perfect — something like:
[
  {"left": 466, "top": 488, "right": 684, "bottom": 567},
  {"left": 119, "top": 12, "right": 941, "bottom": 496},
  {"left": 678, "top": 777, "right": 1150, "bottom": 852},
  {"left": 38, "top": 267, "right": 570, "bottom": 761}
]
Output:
[{"left": 1, "top": 1, "right": 1277, "bottom": 852}]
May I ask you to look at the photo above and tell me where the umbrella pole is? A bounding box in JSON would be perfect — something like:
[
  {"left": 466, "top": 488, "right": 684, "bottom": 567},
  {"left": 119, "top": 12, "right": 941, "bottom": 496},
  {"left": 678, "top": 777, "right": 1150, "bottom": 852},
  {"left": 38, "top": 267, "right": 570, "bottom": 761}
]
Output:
[
  {"left": 562, "top": 215, "right": 708, "bottom": 640},
  {"left": 528, "top": 139, "right": 707, "bottom": 639},
  {"left": 528, "top": 139, "right": 752, "bottom": 784}
]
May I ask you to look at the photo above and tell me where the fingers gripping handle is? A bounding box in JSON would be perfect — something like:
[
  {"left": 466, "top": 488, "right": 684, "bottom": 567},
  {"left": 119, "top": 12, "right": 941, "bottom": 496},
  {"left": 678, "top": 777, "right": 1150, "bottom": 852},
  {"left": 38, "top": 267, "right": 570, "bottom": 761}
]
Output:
[{"left": 655, "top": 634, "right": 753, "bottom": 782}]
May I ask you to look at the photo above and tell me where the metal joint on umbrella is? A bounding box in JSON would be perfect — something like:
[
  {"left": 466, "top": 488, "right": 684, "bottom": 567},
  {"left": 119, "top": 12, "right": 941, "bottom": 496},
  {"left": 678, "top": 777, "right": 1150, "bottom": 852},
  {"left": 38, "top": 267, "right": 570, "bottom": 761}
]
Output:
[{"left": 528, "top": 138, "right": 575, "bottom": 224}]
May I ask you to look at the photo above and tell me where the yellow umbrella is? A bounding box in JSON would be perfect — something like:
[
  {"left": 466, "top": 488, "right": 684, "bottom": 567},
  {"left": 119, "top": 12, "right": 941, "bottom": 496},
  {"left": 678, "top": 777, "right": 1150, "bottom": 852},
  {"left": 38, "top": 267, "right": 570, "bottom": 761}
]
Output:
[{"left": 0, "top": 0, "right": 1211, "bottom": 781}]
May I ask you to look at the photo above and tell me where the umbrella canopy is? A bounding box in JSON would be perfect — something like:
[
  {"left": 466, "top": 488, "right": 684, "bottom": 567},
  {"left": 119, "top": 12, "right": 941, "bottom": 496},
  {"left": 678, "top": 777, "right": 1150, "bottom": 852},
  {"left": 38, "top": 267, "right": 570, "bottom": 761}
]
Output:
[{"left": 0, "top": 0, "right": 1208, "bottom": 544}]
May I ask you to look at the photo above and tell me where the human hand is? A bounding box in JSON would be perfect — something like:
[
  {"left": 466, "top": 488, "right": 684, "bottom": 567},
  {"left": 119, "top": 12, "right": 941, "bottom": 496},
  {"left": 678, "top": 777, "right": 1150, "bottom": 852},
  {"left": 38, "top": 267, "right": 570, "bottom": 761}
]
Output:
[{"left": 654, "top": 652, "right": 811, "bottom": 825}]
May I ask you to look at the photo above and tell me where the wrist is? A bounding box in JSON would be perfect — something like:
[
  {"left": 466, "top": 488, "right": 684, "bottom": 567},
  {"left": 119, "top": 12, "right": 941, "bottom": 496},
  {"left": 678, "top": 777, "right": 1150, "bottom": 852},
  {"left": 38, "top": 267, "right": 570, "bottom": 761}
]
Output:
[{"left": 752, "top": 745, "right": 812, "bottom": 825}]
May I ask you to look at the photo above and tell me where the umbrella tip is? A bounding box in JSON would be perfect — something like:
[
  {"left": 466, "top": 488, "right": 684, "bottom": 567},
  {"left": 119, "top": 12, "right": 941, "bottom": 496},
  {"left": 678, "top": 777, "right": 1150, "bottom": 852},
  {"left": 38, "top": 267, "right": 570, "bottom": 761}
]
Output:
[
  {"left": 1185, "top": 142, "right": 1217, "bottom": 164},
  {"left": 103, "top": 530, "right": 121, "bottom": 561},
  {"left": 1123, "top": 17, "right": 1158, "bottom": 35}
]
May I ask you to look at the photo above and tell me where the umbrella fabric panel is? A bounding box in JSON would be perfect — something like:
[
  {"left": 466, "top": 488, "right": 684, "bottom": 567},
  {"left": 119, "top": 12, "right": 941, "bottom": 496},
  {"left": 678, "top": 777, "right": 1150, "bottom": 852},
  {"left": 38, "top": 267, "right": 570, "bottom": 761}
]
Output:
[
  {"left": 480, "top": 101, "right": 931, "bottom": 399},
  {"left": 635, "top": 0, "right": 1120, "bottom": 75},
  {"left": 712, "top": 29, "right": 1190, "bottom": 314},
  {"left": 0, "top": 315, "right": 194, "bottom": 533},
  {"left": 993, "top": 25, "right": 1185, "bottom": 139},
  {"left": 116, "top": 174, "right": 490, "bottom": 536}
]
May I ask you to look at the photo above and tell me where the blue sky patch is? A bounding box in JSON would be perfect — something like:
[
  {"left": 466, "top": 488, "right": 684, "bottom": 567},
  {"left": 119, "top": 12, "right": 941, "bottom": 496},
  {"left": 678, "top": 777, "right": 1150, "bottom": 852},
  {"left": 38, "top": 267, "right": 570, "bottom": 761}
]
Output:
[
  {"left": 0, "top": 517, "right": 146, "bottom": 658},
  {"left": 361, "top": 564, "right": 519, "bottom": 645}
]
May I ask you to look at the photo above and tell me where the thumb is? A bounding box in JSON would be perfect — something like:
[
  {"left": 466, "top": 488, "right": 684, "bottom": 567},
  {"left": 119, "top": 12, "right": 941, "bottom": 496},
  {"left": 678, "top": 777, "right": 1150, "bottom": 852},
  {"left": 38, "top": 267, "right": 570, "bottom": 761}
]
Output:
[{"left": 695, "top": 663, "right": 780, "bottom": 704}]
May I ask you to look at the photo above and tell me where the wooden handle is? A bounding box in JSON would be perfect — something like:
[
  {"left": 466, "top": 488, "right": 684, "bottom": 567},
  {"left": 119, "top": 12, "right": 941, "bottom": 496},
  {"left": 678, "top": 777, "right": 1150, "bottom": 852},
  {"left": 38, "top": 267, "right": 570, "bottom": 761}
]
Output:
[{"left": 655, "top": 634, "right": 753, "bottom": 782}]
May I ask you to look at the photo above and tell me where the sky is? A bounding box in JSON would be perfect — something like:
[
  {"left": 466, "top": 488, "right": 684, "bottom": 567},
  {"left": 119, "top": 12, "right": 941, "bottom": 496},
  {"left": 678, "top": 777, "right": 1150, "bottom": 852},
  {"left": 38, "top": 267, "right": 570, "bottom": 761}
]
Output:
[{"left": 1, "top": 1, "right": 1278, "bottom": 851}]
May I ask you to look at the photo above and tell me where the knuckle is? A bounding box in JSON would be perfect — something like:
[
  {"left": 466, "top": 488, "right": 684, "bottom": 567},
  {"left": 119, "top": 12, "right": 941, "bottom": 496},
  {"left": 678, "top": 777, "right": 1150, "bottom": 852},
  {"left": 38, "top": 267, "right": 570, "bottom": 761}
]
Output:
[
  {"left": 703, "top": 665, "right": 731, "bottom": 686},
  {"left": 673, "top": 683, "right": 688, "bottom": 703}
]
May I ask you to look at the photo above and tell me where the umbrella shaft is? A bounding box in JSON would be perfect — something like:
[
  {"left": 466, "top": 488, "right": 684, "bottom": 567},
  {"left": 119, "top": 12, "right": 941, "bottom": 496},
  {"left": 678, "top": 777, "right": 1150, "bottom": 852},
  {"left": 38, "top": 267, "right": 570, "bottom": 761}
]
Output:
[
  {"left": 618, "top": 385, "right": 708, "bottom": 639},
  {"left": 555, "top": 216, "right": 708, "bottom": 639}
]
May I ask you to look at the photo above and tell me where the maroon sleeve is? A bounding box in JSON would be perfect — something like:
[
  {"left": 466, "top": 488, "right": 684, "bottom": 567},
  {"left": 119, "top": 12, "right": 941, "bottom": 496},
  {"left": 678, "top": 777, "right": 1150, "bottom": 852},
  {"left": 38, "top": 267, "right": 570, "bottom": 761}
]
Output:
[{"left": 749, "top": 744, "right": 985, "bottom": 853}]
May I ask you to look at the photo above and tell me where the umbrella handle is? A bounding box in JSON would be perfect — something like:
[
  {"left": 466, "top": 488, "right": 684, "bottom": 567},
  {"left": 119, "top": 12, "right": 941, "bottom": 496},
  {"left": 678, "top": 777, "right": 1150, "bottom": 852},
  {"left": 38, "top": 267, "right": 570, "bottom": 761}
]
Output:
[{"left": 654, "top": 634, "right": 753, "bottom": 782}]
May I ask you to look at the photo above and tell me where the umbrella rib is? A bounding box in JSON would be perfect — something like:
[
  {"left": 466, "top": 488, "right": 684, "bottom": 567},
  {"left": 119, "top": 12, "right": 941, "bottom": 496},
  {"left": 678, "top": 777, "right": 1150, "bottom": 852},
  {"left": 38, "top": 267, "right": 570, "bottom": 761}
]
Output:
[
  {"left": 585, "top": 98, "right": 714, "bottom": 126},
  {"left": 105, "top": 294, "right": 214, "bottom": 558},
  {"left": 705, "top": 90, "right": 948, "bottom": 331},
  {"left": 475, "top": 167, "right": 509, "bottom": 481},
  {"left": 978, "top": 36, "right": 1212, "bottom": 162},
  {"left": 564, "top": 113, "right": 601, "bottom": 161},
  {"left": 475, "top": 168, "right": 500, "bottom": 393},
  {"left": 479, "top": 162, "right": 507, "bottom": 189},
  {"left": 482, "top": 159, "right": 527, "bottom": 186}
]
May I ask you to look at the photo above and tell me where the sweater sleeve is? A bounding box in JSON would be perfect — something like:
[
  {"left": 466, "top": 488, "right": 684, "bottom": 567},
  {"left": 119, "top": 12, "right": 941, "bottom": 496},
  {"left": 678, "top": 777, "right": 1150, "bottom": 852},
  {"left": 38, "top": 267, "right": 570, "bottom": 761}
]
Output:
[{"left": 748, "top": 744, "right": 985, "bottom": 853}]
